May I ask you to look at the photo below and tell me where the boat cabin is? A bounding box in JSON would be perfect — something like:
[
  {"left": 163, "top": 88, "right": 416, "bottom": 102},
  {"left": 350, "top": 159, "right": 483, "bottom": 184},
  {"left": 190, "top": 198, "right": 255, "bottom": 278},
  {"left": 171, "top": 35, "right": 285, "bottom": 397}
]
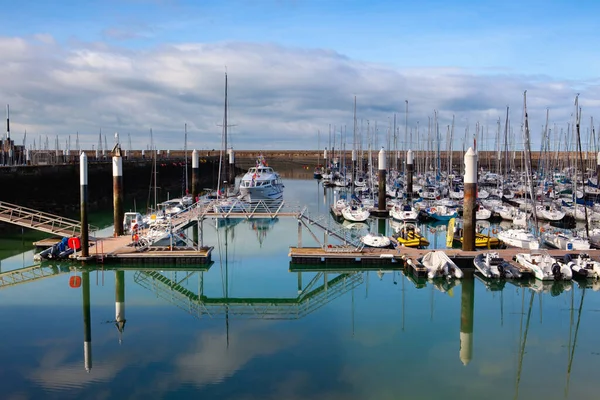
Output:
[{"left": 123, "top": 212, "right": 144, "bottom": 234}]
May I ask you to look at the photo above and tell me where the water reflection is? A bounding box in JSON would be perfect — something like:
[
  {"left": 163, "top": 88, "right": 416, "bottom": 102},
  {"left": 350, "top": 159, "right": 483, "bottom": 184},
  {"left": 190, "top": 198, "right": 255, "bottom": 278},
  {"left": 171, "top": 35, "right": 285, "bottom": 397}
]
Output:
[{"left": 2, "top": 179, "right": 600, "bottom": 398}]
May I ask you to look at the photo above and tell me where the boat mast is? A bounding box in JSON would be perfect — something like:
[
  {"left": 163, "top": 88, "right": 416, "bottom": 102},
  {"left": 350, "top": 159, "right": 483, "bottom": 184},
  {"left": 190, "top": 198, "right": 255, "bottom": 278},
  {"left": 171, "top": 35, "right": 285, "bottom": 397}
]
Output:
[
  {"left": 152, "top": 128, "right": 157, "bottom": 210},
  {"left": 223, "top": 73, "right": 228, "bottom": 190},
  {"left": 184, "top": 123, "right": 188, "bottom": 195},
  {"left": 575, "top": 95, "right": 590, "bottom": 238},
  {"left": 522, "top": 91, "right": 538, "bottom": 232}
]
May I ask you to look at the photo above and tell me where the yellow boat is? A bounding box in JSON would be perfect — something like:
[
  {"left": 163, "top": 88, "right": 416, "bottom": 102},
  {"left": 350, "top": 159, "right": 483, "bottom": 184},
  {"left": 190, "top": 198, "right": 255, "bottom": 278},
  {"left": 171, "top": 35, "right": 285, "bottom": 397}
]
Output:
[
  {"left": 448, "top": 218, "right": 501, "bottom": 248},
  {"left": 392, "top": 223, "right": 430, "bottom": 248}
]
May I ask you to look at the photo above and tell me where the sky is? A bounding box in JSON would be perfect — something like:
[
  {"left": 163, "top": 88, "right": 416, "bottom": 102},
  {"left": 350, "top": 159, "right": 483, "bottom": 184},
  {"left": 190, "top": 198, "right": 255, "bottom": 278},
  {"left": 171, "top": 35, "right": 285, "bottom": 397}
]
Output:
[{"left": 1, "top": 0, "right": 600, "bottom": 151}]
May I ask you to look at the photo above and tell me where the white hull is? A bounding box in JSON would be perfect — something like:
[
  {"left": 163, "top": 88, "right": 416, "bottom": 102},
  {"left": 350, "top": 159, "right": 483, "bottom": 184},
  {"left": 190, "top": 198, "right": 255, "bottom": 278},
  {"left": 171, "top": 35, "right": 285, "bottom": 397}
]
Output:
[
  {"left": 360, "top": 233, "right": 391, "bottom": 248},
  {"left": 498, "top": 229, "right": 539, "bottom": 249},
  {"left": 515, "top": 251, "right": 572, "bottom": 281},
  {"left": 421, "top": 251, "right": 464, "bottom": 279}
]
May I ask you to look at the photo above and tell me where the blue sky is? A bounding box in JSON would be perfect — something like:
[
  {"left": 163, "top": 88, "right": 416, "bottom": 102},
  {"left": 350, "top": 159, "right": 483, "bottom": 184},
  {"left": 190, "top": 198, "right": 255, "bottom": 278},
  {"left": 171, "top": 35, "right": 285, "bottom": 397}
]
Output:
[{"left": 0, "top": 0, "right": 599, "bottom": 150}]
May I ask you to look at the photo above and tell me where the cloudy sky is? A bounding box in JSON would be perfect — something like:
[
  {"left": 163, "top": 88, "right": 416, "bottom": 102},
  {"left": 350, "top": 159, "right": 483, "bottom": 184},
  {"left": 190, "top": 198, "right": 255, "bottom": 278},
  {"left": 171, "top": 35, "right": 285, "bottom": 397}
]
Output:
[{"left": 1, "top": 0, "right": 599, "bottom": 151}]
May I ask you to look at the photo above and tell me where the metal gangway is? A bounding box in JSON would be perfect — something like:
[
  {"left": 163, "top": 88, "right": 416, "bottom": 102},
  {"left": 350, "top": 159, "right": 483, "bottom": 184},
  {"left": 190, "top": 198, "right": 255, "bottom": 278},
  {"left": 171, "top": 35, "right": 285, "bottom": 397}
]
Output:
[
  {"left": 133, "top": 198, "right": 303, "bottom": 250},
  {"left": 0, "top": 200, "right": 98, "bottom": 237},
  {"left": 134, "top": 270, "right": 364, "bottom": 320},
  {"left": 297, "top": 211, "right": 365, "bottom": 251}
]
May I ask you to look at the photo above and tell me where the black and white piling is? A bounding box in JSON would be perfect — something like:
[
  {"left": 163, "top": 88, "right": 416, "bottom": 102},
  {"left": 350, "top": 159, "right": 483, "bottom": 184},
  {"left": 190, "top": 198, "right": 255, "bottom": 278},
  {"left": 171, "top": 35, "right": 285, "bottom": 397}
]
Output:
[
  {"left": 115, "top": 270, "right": 126, "bottom": 344},
  {"left": 80, "top": 152, "right": 89, "bottom": 257},
  {"left": 377, "top": 147, "right": 388, "bottom": 216},
  {"left": 192, "top": 149, "right": 199, "bottom": 200},
  {"left": 82, "top": 270, "right": 92, "bottom": 372},
  {"left": 228, "top": 147, "right": 235, "bottom": 184},
  {"left": 460, "top": 275, "right": 474, "bottom": 366},
  {"left": 6, "top": 104, "right": 11, "bottom": 165},
  {"left": 113, "top": 146, "right": 124, "bottom": 236},
  {"left": 462, "top": 147, "right": 477, "bottom": 251},
  {"left": 407, "top": 149, "right": 414, "bottom": 201}
]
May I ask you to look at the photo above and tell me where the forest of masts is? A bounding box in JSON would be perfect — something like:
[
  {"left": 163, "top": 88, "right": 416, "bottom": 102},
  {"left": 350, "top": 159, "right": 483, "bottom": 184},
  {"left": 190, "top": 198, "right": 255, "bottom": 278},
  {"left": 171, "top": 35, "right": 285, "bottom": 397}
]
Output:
[{"left": 320, "top": 94, "right": 597, "bottom": 178}]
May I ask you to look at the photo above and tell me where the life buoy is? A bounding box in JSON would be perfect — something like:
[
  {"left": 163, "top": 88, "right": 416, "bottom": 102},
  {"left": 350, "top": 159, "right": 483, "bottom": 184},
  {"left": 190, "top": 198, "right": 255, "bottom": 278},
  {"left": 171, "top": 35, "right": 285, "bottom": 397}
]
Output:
[
  {"left": 540, "top": 227, "right": 545, "bottom": 232},
  {"left": 429, "top": 228, "right": 436, "bottom": 233},
  {"left": 492, "top": 228, "right": 498, "bottom": 234},
  {"left": 69, "top": 275, "right": 82, "bottom": 288},
  {"left": 430, "top": 207, "right": 437, "bottom": 213}
]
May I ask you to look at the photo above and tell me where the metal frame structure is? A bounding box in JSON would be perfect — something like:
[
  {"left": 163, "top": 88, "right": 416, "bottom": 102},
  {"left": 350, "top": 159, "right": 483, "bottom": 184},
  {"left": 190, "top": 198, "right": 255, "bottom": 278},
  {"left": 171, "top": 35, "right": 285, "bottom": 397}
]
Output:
[{"left": 0, "top": 200, "right": 98, "bottom": 237}]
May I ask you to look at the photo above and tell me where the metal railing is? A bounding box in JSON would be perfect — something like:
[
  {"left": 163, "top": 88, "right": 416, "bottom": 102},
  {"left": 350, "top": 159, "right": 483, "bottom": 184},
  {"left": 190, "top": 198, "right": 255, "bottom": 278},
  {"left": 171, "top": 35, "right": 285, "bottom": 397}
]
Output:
[{"left": 0, "top": 200, "right": 98, "bottom": 237}]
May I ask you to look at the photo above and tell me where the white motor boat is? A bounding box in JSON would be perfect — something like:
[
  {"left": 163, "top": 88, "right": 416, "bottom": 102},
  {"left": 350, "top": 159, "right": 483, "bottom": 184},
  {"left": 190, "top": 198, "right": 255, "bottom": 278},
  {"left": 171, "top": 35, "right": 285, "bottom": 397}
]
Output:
[
  {"left": 238, "top": 156, "right": 284, "bottom": 201},
  {"left": 390, "top": 203, "right": 419, "bottom": 221},
  {"left": 123, "top": 212, "right": 146, "bottom": 234},
  {"left": 341, "top": 204, "right": 370, "bottom": 222},
  {"left": 473, "top": 252, "right": 522, "bottom": 279},
  {"left": 559, "top": 253, "right": 600, "bottom": 279},
  {"left": 420, "top": 251, "right": 464, "bottom": 279},
  {"left": 360, "top": 233, "right": 391, "bottom": 248},
  {"left": 514, "top": 250, "right": 572, "bottom": 281},
  {"left": 498, "top": 229, "right": 540, "bottom": 249}
]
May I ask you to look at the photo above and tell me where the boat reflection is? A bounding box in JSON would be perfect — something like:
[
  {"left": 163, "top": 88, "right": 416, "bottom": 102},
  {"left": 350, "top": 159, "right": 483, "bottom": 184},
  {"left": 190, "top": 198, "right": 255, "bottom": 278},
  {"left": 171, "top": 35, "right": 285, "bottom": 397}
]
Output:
[
  {"left": 2, "top": 256, "right": 592, "bottom": 384},
  {"left": 245, "top": 217, "right": 279, "bottom": 246}
]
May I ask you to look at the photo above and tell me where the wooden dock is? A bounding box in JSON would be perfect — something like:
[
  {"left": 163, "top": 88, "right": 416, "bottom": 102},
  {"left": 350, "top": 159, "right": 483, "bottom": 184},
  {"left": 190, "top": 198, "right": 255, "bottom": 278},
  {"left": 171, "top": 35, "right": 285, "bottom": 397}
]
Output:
[
  {"left": 289, "top": 246, "right": 600, "bottom": 277},
  {"left": 75, "top": 235, "right": 213, "bottom": 265}
]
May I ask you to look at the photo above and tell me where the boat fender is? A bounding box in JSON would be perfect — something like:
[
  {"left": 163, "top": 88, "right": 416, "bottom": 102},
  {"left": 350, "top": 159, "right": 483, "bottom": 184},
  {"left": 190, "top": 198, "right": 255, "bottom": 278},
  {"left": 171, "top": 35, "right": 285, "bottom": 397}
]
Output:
[
  {"left": 552, "top": 263, "right": 562, "bottom": 280},
  {"left": 498, "top": 263, "right": 506, "bottom": 278}
]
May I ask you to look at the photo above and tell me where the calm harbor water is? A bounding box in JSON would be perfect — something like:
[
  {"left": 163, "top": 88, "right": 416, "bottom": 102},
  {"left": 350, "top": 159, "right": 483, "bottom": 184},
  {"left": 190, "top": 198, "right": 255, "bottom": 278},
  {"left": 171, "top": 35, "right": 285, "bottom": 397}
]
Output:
[{"left": 1, "top": 179, "right": 600, "bottom": 399}]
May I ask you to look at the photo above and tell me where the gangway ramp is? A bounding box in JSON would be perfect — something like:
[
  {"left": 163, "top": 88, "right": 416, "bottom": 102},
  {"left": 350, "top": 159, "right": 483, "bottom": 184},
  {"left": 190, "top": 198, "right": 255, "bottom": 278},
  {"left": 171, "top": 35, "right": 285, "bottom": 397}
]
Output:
[{"left": 0, "top": 201, "right": 98, "bottom": 237}]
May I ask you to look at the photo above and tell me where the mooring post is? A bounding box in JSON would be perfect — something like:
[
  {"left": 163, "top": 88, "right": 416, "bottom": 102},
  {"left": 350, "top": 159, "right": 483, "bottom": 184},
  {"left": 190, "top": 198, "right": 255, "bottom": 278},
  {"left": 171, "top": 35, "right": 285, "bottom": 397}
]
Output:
[
  {"left": 596, "top": 152, "right": 600, "bottom": 182},
  {"left": 112, "top": 147, "right": 124, "bottom": 236},
  {"left": 463, "top": 147, "right": 477, "bottom": 251},
  {"left": 80, "top": 152, "right": 89, "bottom": 257},
  {"left": 228, "top": 147, "right": 235, "bottom": 185},
  {"left": 407, "top": 149, "right": 414, "bottom": 202},
  {"left": 82, "top": 270, "right": 92, "bottom": 372},
  {"left": 115, "top": 270, "right": 126, "bottom": 344},
  {"left": 192, "top": 149, "right": 199, "bottom": 201},
  {"left": 460, "top": 276, "right": 475, "bottom": 366},
  {"left": 378, "top": 147, "right": 387, "bottom": 213},
  {"left": 297, "top": 220, "right": 302, "bottom": 248},
  {"left": 199, "top": 218, "right": 204, "bottom": 248}
]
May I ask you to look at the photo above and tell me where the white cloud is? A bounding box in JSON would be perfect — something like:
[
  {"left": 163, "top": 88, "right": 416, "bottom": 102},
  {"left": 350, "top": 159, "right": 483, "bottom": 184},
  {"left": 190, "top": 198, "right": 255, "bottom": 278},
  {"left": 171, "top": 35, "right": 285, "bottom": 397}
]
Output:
[{"left": 0, "top": 35, "right": 598, "bottom": 151}]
